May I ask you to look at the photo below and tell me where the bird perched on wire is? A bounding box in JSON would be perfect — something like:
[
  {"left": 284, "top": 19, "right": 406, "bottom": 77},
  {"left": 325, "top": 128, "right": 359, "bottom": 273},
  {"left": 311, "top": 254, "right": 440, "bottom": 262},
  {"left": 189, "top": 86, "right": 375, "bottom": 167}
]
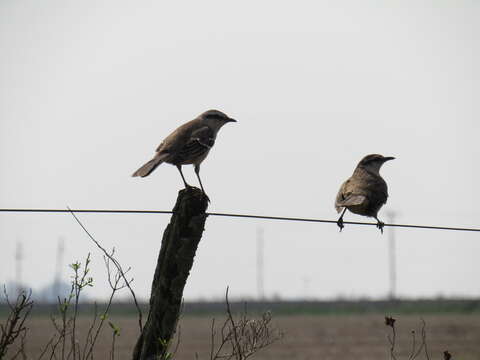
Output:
[
  {"left": 335, "top": 154, "right": 395, "bottom": 233},
  {"left": 132, "top": 109, "right": 236, "bottom": 200}
]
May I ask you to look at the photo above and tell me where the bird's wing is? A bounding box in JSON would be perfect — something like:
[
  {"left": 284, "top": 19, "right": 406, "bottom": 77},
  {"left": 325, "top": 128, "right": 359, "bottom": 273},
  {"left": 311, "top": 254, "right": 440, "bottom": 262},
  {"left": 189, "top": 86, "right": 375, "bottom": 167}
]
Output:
[
  {"left": 335, "top": 179, "right": 367, "bottom": 213},
  {"left": 335, "top": 179, "right": 349, "bottom": 213},
  {"left": 338, "top": 194, "right": 367, "bottom": 207},
  {"left": 155, "top": 119, "right": 200, "bottom": 153},
  {"left": 174, "top": 126, "right": 215, "bottom": 162},
  {"left": 189, "top": 126, "right": 215, "bottom": 148}
]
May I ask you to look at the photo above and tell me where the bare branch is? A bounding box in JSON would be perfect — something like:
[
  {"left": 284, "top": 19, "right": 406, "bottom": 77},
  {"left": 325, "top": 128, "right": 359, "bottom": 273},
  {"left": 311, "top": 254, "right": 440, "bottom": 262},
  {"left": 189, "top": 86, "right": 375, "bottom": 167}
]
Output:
[
  {"left": 207, "top": 288, "right": 282, "bottom": 360},
  {"left": 67, "top": 207, "right": 143, "bottom": 332},
  {"left": 0, "top": 288, "right": 33, "bottom": 359}
]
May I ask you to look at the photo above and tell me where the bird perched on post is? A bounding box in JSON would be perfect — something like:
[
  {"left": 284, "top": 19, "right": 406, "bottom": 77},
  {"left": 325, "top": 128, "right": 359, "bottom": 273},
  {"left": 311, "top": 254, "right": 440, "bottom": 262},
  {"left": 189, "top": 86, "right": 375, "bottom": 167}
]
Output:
[
  {"left": 335, "top": 154, "right": 395, "bottom": 233},
  {"left": 132, "top": 109, "right": 236, "bottom": 200}
]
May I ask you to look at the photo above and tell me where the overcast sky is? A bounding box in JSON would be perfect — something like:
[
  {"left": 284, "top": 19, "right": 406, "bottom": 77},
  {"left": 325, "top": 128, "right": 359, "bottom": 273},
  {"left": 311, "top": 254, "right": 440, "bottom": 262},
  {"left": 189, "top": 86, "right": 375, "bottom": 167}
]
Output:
[{"left": 1, "top": 1, "right": 479, "bottom": 301}]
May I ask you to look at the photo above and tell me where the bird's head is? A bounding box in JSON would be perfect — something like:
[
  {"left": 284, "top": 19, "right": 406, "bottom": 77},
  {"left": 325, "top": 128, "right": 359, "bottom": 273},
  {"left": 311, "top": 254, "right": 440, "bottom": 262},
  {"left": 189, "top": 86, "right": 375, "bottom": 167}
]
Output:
[
  {"left": 357, "top": 154, "right": 395, "bottom": 174},
  {"left": 200, "top": 109, "right": 237, "bottom": 132}
]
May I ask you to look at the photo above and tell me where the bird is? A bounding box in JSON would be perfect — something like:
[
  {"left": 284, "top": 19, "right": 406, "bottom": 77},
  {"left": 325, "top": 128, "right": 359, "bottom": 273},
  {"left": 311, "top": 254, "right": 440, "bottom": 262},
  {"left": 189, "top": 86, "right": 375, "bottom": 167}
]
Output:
[
  {"left": 132, "top": 109, "right": 236, "bottom": 199},
  {"left": 335, "top": 154, "right": 395, "bottom": 233}
]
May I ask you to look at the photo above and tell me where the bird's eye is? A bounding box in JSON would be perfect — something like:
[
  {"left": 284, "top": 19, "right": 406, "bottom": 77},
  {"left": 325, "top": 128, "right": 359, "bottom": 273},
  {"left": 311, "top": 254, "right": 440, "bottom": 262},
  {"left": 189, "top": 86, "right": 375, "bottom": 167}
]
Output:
[{"left": 208, "top": 114, "right": 224, "bottom": 121}]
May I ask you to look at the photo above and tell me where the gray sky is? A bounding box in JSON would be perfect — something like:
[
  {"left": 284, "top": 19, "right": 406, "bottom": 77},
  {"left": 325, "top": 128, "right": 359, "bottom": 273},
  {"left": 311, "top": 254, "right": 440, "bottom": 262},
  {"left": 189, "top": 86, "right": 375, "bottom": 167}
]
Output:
[{"left": 1, "top": 0, "right": 479, "bottom": 301}]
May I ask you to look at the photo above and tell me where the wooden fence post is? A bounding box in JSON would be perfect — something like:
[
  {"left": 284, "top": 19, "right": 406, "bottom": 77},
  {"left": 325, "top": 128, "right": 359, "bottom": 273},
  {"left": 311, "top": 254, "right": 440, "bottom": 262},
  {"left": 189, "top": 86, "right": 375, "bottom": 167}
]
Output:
[{"left": 132, "top": 187, "right": 208, "bottom": 360}]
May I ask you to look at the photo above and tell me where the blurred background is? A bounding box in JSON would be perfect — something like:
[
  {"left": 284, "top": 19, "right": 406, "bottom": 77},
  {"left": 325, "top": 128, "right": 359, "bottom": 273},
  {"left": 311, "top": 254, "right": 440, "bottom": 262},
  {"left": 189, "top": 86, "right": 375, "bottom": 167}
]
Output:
[{"left": 0, "top": 0, "right": 479, "bottom": 303}]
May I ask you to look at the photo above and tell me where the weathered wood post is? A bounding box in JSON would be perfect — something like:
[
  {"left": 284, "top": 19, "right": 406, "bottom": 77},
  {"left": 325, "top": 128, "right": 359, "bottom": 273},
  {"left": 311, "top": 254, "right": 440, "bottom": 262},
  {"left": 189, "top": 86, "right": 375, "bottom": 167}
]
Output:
[{"left": 132, "top": 187, "right": 208, "bottom": 360}]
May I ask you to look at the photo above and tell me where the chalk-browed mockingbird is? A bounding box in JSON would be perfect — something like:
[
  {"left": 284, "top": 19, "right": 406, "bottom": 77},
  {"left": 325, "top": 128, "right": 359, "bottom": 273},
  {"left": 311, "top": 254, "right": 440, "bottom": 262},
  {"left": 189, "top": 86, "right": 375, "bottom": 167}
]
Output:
[
  {"left": 335, "top": 154, "right": 395, "bottom": 233},
  {"left": 132, "top": 110, "right": 236, "bottom": 199}
]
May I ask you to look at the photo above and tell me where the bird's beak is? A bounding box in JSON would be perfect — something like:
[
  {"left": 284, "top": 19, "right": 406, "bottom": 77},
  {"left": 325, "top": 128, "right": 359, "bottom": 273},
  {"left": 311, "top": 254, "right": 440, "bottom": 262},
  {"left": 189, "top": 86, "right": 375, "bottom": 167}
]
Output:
[
  {"left": 226, "top": 117, "right": 237, "bottom": 123},
  {"left": 383, "top": 156, "right": 395, "bottom": 161}
]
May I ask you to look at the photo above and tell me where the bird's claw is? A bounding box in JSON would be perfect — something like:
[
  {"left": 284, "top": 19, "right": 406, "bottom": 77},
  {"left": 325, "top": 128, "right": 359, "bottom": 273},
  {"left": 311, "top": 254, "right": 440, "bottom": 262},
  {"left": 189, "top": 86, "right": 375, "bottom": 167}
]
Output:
[
  {"left": 376, "top": 221, "right": 385, "bottom": 234},
  {"left": 337, "top": 218, "right": 344, "bottom": 232}
]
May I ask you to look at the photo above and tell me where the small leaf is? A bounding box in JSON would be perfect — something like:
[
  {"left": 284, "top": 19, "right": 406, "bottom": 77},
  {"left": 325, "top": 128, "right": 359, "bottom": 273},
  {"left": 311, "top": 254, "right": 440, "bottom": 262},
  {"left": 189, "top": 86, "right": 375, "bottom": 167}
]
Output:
[{"left": 108, "top": 321, "right": 120, "bottom": 336}]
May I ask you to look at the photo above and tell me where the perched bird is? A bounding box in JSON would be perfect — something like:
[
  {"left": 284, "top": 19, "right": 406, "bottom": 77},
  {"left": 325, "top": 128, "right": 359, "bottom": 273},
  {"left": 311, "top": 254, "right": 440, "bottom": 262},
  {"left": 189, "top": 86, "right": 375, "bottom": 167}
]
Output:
[
  {"left": 132, "top": 109, "right": 236, "bottom": 199},
  {"left": 335, "top": 154, "right": 395, "bottom": 233}
]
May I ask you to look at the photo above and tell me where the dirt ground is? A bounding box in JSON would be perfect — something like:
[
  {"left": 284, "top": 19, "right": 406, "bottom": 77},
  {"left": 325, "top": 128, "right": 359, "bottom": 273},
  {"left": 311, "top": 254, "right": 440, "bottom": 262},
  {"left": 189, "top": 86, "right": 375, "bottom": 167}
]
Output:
[{"left": 8, "top": 314, "right": 480, "bottom": 359}]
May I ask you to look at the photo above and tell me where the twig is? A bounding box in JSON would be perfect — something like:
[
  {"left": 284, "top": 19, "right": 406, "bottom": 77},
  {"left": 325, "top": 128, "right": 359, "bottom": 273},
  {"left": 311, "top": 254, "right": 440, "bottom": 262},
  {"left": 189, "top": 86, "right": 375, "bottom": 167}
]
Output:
[
  {"left": 67, "top": 207, "right": 143, "bottom": 332},
  {"left": 225, "top": 287, "right": 242, "bottom": 359},
  {"left": 210, "top": 319, "right": 216, "bottom": 360},
  {"left": 421, "top": 319, "right": 430, "bottom": 360},
  {"left": 385, "top": 316, "right": 398, "bottom": 360},
  {"left": 409, "top": 330, "right": 416, "bottom": 360},
  {"left": 83, "top": 256, "right": 123, "bottom": 360},
  {"left": 208, "top": 288, "right": 282, "bottom": 360},
  {"left": 0, "top": 288, "right": 33, "bottom": 359}
]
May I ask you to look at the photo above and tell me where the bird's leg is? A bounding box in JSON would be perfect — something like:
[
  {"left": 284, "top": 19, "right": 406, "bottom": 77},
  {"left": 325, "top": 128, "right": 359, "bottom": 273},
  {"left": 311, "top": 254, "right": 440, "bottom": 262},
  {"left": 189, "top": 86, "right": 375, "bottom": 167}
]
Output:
[
  {"left": 337, "top": 208, "right": 347, "bottom": 232},
  {"left": 194, "top": 164, "right": 210, "bottom": 202},
  {"left": 375, "top": 216, "right": 385, "bottom": 234},
  {"left": 176, "top": 165, "right": 191, "bottom": 189}
]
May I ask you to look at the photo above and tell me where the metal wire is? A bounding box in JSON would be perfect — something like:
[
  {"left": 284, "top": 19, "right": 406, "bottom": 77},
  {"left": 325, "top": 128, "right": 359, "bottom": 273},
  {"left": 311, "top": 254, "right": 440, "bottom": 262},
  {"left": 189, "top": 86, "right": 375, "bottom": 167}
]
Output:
[{"left": 0, "top": 208, "right": 479, "bottom": 232}]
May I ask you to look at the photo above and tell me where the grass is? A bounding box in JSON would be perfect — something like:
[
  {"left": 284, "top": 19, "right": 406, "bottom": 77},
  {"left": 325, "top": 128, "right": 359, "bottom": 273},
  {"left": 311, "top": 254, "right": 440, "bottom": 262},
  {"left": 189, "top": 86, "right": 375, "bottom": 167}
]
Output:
[{"left": 2, "top": 298, "right": 478, "bottom": 319}]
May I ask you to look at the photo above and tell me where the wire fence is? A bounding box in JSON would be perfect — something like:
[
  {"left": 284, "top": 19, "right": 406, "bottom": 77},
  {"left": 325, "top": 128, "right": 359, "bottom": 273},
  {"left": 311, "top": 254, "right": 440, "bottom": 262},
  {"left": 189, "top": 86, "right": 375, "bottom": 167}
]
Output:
[{"left": 0, "top": 208, "right": 479, "bottom": 233}]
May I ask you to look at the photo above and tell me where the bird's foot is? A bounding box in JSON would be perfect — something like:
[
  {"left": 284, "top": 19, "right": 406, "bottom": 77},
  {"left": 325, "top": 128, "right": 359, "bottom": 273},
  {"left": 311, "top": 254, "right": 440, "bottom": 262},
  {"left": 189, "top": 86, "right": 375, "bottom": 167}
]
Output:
[
  {"left": 376, "top": 221, "right": 385, "bottom": 234},
  {"left": 336, "top": 218, "right": 344, "bottom": 232}
]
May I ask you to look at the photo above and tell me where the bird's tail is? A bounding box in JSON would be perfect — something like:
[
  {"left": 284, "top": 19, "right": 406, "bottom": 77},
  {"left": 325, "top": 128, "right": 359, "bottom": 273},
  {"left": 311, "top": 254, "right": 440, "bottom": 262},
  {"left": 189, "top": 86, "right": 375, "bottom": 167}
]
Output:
[{"left": 132, "top": 155, "right": 167, "bottom": 177}]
